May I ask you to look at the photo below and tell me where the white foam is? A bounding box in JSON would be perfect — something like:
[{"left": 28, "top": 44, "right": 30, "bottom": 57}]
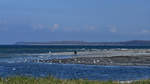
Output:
[{"left": 12, "top": 67, "right": 16, "bottom": 71}]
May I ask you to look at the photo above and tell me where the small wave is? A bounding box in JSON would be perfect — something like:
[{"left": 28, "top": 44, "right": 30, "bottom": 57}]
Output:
[{"left": 0, "top": 66, "right": 4, "bottom": 70}]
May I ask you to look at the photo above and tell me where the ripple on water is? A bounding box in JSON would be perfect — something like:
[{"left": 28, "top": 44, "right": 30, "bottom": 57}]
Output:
[{"left": 0, "top": 63, "right": 150, "bottom": 81}]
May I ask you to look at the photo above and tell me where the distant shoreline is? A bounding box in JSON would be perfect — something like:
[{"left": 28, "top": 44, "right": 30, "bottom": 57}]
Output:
[{"left": 15, "top": 40, "right": 150, "bottom": 46}]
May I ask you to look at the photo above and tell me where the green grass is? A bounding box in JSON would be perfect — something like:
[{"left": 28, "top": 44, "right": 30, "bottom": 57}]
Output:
[{"left": 0, "top": 76, "right": 150, "bottom": 84}]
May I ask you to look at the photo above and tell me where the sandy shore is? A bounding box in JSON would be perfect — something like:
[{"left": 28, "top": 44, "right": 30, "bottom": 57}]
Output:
[
  {"left": 32, "top": 49, "right": 150, "bottom": 66},
  {"left": 35, "top": 55, "right": 150, "bottom": 66}
]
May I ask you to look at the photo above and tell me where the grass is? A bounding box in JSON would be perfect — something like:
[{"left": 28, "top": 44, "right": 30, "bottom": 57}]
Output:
[{"left": 0, "top": 76, "right": 150, "bottom": 84}]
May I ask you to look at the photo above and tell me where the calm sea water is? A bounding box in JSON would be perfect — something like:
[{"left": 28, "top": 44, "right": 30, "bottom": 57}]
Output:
[{"left": 1, "top": 45, "right": 150, "bottom": 81}]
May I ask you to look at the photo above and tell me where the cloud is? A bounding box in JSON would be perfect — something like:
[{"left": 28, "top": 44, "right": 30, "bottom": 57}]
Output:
[
  {"left": 31, "top": 23, "right": 60, "bottom": 32},
  {"left": 63, "top": 27, "right": 81, "bottom": 32},
  {"left": 53, "top": 24, "right": 59, "bottom": 29},
  {"left": 51, "top": 24, "right": 59, "bottom": 32},
  {"left": 85, "top": 25, "right": 96, "bottom": 31},
  {"left": 141, "top": 29, "right": 150, "bottom": 34},
  {"left": 63, "top": 25, "right": 97, "bottom": 32},
  {"left": 110, "top": 27, "right": 117, "bottom": 33},
  {"left": 108, "top": 25, "right": 118, "bottom": 33},
  {"left": 32, "top": 24, "right": 46, "bottom": 30}
]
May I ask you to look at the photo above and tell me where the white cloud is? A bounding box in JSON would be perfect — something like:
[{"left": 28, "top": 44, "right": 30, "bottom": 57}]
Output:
[
  {"left": 141, "top": 29, "right": 150, "bottom": 34},
  {"left": 63, "top": 25, "right": 96, "bottom": 32},
  {"left": 50, "top": 24, "right": 59, "bottom": 32},
  {"left": 63, "top": 27, "right": 74, "bottom": 32},
  {"left": 86, "top": 25, "right": 96, "bottom": 31},
  {"left": 53, "top": 24, "right": 59, "bottom": 29},
  {"left": 110, "top": 27, "right": 117, "bottom": 33},
  {"left": 32, "top": 24, "right": 60, "bottom": 32},
  {"left": 32, "top": 24, "right": 45, "bottom": 30},
  {"left": 63, "top": 27, "right": 81, "bottom": 32},
  {"left": 108, "top": 25, "right": 118, "bottom": 33}
]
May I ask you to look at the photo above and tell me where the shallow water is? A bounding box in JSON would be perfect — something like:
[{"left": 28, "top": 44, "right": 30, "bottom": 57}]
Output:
[
  {"left": 1, "top": 45, "right": 150, "bottom": 81},
  {"left": 1, "top": 63, "right": 150, "bottom": 81}
]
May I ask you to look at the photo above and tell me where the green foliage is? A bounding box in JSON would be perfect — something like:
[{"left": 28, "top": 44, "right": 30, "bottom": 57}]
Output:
[{"left": 0, "top": 76, "right": 150, "bottom": 84}]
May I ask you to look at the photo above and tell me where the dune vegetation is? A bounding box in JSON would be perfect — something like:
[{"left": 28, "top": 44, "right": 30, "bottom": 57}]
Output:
[{"left": 0, "top": 76, "right": 150, "bottom": 84}]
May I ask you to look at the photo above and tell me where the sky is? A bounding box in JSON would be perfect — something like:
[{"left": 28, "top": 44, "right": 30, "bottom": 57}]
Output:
[{"left": 0, "top": 0, "right": 150, "bottom": 44}]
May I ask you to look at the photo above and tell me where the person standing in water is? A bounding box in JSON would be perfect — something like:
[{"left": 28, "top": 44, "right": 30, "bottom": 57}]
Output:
[
  {"left": 74, "top": 50, "right": 77, "bottom": 55},
  {"left": 48, "top": 50, "right": 52, "bottom": 54}
]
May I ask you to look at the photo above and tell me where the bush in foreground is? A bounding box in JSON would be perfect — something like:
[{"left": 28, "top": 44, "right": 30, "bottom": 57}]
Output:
[{"left": 0, "top": 76, "right": 150, "bottom": 84}]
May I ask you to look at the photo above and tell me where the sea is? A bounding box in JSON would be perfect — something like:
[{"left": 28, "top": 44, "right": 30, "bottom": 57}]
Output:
[{"left": 1, "top": 45, "right": 150, "bottom": 81}]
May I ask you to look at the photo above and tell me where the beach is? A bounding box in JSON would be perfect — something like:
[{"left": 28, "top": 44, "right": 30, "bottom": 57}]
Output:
[
  {"left": 35, "top": 49, "right": 150, "bottom": 66},
  {"left": 38, "top": 55, "right": 150, "bottom": 66},
  {"left": 1, "top": 45, "right": 150, "bottom": 81}
]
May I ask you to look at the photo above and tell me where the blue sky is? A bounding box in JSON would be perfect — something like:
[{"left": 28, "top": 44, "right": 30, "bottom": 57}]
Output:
[{"left": 0, "top": 0, "right": 150, "bottom": 44}]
